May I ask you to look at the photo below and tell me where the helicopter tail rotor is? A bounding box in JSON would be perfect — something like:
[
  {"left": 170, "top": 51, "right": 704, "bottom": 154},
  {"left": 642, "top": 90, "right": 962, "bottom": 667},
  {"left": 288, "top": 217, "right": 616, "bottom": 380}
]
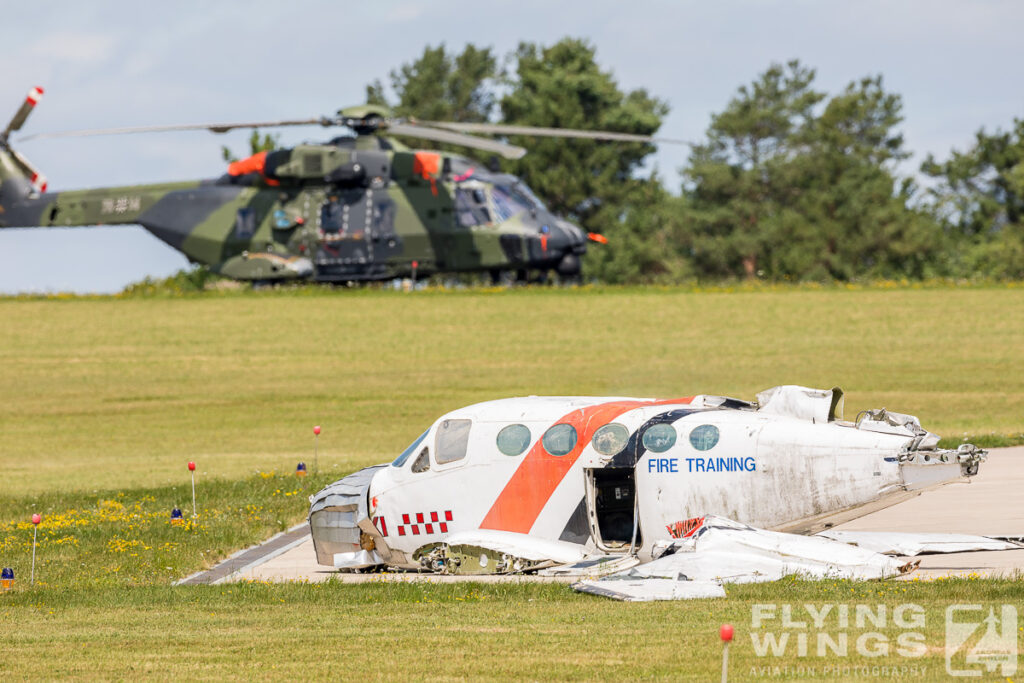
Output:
[{"left": 0, "top": 87, "right": 48, "bottom": 198}]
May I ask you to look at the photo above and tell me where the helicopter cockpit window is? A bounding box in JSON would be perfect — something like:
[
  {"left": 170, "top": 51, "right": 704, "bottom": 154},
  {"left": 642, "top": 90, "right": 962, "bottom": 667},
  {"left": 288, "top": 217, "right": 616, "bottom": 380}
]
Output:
[
  {"left": 435, "top": 419, "right": 472, "bottom": 464},
  {"left": 491, "top": 185, "right": 536, "bottom": 222},
  {"left": 392, "top": 429, "right": 430, "bottom": 468},
  {"left": 455, "top": 188, "right": 492, "bottom": 227},
  {"left": 514, "top": 182, "right": 548, "bottom": 211}
]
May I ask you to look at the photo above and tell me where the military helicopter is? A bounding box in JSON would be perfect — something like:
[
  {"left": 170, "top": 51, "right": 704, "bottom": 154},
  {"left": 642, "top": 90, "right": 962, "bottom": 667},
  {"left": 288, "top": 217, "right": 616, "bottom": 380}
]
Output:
[{"left": 0, "top": 87, "right": 685, "bottom": 284}]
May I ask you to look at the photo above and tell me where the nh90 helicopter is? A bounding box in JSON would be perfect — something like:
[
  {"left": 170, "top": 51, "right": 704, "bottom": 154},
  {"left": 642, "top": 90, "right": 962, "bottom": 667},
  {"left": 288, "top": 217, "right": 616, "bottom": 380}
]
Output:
[{"left": 0, "top": 87, "right": 685, "bottom": 283}]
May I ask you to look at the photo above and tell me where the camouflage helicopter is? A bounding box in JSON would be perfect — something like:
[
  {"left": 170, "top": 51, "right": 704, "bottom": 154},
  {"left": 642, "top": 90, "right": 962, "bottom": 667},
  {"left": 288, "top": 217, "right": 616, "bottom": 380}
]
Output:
[{"left": 0, "top": 87, "right": 685, "bottom": 284}]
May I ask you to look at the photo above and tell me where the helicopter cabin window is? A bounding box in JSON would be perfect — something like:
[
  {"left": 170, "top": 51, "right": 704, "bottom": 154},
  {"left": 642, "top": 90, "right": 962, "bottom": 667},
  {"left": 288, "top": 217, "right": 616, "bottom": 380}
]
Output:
[
  {"left": 234, "top": 208, "right": 256, "bottom": 240},
  {"left": 496, "top": 424, "right": 532, "bottom": 456},
  {"left": 542, "top": 423, "right": 578, "bottom": 456},
  {"left": 435, "top": 419, "right": 472, "bottom": 464},
  {"left": 320, "top": 198, "right": 344, "bottom": 234},
  {"left": 392, "top": 429, "right": 430, "bottom": 468},
  {"left": 455, "top": 188, "right": 492, "bottom": 227}
]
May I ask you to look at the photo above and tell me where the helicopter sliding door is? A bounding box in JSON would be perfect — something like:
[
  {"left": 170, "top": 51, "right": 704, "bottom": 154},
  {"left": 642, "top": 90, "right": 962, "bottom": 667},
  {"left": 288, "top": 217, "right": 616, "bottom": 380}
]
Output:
[{"left": 314, "top": 188, "right": 400, "bottom": 280}]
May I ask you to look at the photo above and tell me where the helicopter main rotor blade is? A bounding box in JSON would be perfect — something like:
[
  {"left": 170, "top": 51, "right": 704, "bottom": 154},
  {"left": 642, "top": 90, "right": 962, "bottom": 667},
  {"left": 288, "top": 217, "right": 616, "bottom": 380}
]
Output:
[
  {"left": 386, "top": 122, "right": 527, "bottom": 160},
  {"left": 422, "top": 121, "right": 692, "bottom": 146},
  {"left": 19, "top": 118, "right": 333, "bottom": 141}
]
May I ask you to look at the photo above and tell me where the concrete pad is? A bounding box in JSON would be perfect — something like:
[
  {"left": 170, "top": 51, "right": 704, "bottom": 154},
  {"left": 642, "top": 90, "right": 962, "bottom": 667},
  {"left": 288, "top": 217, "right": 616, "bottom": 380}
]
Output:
[
  {"left": 218, "top": 447, "right": 1024, "bottom": 584},
  {"left": 229, "top": 537, "right": 574, "bottom": 583},
  {"left": 895, "top": 550, "right": 1024, "bottom": 580},
  {"left": 834, "top": 447, "right": 1024, "bottom": 537}
]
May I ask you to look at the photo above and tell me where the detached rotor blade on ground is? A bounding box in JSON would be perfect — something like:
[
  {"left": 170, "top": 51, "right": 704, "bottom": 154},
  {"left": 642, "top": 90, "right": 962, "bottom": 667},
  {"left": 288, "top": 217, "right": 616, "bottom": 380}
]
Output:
[
  {"left": 422, "top": 121, "right": 691, "bottom": 146},
  {"left": 20, "top": 118, "right": 332, "bottom": 141},
  {"left": 387, "top": 123, "right": 527, "bottom": 159}
]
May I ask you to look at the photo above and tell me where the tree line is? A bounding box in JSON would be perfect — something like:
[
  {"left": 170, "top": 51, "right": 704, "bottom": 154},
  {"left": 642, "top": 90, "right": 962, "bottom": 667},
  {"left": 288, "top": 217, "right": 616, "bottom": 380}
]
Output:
[{"left": 365, "top": 39, "right": 1023, "bottom": 283}]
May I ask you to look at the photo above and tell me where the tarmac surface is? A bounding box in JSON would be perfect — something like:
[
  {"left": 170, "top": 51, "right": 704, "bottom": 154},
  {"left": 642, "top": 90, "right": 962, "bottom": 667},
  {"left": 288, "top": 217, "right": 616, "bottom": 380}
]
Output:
[{"left": 190, "top": 446, "right": 1023, "bottom": 585}]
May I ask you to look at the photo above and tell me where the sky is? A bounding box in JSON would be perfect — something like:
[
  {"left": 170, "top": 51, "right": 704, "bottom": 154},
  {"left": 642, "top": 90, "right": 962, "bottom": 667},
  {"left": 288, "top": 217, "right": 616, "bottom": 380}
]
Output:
[{"left": 1, "top": 0, "right": 1021, "bottom": 293}]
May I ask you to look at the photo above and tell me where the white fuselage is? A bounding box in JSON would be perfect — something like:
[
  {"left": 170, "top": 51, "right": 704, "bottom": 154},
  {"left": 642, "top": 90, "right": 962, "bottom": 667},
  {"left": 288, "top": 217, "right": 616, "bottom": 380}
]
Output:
[{"left": 336, "top": 394, "right": 940, "bottom": 568}]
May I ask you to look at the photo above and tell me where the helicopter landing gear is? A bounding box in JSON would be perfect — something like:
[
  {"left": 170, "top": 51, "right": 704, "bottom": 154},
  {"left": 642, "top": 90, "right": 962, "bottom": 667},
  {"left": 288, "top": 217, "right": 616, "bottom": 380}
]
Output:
[{"left": 556, "top": 253, "right": 581, "bottom": 278}]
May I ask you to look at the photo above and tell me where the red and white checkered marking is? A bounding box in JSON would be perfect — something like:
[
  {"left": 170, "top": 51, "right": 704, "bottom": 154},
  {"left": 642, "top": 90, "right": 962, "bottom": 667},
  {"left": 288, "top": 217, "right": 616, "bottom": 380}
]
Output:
[
  {"left": 26, "top": 87, "right": 44, "bottom": 106},
  {"left": 394, "top": 510, "right": 453, "bottom": 537}
]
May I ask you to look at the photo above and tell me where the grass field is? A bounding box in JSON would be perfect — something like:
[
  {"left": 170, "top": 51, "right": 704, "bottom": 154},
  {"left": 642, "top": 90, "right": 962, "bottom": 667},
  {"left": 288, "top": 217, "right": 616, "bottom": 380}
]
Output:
[
  {"left": 1, "top": 285, "right": 1021, "bottom": 495},
  {"left": 2, "top": 579, "right": 1021, "bottom": 680},
  {"left": 1, "top": 284, "right": 1022, "bottom": 680}
]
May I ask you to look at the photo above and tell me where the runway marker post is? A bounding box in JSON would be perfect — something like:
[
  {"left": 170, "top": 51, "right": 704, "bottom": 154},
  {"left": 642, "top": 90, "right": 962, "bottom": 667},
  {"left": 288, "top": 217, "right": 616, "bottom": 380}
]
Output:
[
  {"left": 313, "top": 425, "right": 321, "bottom": 473},
  {"left": 187, "top": 462, "right": 197, "bottom": 518},
  {"left": 720, "top": 623, "right": 733, "bottom": 683},
  {"left": 30, "top": 513, "right": 41, "bottom": 586}
]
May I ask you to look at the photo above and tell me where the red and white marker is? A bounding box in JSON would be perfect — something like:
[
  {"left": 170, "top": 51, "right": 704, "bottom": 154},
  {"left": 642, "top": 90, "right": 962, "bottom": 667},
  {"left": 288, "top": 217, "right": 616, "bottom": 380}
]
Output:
[
  {"left": 187, "top": 462, "right": 197, "bottom": 518},
  {"left": 29, "top": 171, "right": 47, "bottom": 194},
  {"left": 313, "top": 426, "right": 321, "bottom": 473},
  {"left": 30, "top": 513, "right": 41, "bottom": 586},
  {"left": 720, "top": 623, "right": 734, "bottom": 683}
]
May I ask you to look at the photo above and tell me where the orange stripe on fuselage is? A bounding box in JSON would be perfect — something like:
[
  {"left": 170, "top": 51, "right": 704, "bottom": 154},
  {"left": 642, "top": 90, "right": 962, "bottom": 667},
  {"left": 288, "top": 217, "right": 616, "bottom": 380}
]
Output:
[{"left": 479, "top": 397, "right": 693, "bottom": 534}]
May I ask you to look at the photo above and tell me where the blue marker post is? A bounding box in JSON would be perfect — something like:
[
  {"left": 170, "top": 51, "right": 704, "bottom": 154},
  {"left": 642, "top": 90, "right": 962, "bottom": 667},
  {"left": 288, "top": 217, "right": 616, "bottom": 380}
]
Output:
[{"left": 1, "top": 567, "right": 13, "bottom": 591}]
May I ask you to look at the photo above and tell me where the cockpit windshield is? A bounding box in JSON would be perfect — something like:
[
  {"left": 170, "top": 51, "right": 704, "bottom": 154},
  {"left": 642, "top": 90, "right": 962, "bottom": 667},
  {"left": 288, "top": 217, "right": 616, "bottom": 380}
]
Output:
[
  {"left": 491, "top": 184, "right": 542, "bottom": 222},
  {"left": 392, "top": 429, "right": 430, "bottom": 467},
  {"left": 514, "top": 182, "right": 547, "bottom": 211}
]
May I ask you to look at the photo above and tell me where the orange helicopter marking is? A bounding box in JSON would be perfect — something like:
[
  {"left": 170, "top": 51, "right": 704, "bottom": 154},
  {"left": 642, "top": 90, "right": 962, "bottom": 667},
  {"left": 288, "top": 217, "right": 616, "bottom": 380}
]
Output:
[
  {"left": 413, "top": 151, "right": 441, "bottom": 196},
  {"left": 479, "top": 397, "right": 694, "bottom": 535},
  {"left": 227, "top": 151, "right": 279, "bottom": 186}
]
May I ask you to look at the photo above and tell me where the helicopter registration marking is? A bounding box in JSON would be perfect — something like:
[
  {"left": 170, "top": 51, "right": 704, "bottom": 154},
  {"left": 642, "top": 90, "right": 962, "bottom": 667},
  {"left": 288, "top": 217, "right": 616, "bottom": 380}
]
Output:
[{"left": 101, "top": 196, "right": 142, "bottom": 214}]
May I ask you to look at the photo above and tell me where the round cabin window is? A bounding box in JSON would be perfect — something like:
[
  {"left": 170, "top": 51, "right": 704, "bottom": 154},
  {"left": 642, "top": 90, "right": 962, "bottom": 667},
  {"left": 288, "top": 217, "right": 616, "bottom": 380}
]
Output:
[
  {"left": 542, "top": 423, "right": 578, "bottom": 456},
  {"left": 591, "top": 423, "right": 629, "bottom": 456},
  {"left": 496, "top": 424, "right": 532, "bottom": 456},
  {"left": 689, "top": 424, "right": 720, "bottom": 451},
  {"left": 642, "top": 423, "right": 677, "bottom": 453}
]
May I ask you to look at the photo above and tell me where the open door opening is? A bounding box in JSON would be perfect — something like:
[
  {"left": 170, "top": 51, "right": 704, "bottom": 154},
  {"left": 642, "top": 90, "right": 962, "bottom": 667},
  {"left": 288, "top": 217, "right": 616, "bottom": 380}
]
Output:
[{"left": 586, "top": 468, "right": 641, "bottom": 552}]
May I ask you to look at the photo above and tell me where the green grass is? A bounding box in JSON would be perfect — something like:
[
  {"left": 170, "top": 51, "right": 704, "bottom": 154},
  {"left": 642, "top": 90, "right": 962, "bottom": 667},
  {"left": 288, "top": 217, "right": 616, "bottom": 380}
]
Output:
[
  {"left": 0, "top": 472, "right": 336, "bottom": 590},
  {"left": 0, "top": 284, "right": 1021, "bottom": 680},
  {"left": 1, "top": 285, "right": 1022, "bottom": 496},
  {"left": 2, "top": 579, "right": 1021, "bottom": 680}
]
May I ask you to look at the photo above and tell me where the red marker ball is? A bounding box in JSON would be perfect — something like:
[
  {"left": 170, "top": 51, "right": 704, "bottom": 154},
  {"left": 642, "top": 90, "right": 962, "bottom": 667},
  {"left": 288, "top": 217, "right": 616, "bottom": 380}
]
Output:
[
  {"left": 188, "top": 461, "right": 196, "bottom": 471},
  {"left": 32, "top": 514, "right": 41, "bottom": 525},
  {"left": 313, "top": 426, "right": 321, "bottom": 436},
  {"left": 720, "top": 624, "right": 734, "bottom": 642}
]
